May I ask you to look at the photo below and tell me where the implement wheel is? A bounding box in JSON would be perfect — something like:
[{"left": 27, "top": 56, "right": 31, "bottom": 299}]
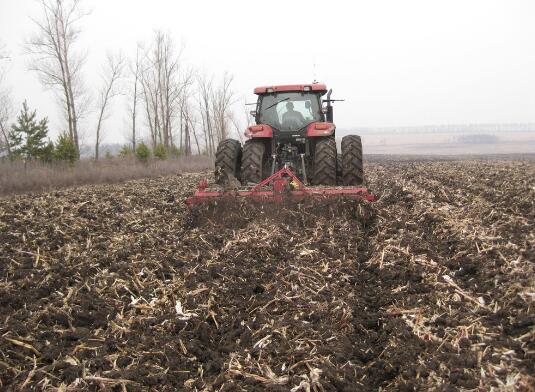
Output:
[
  {"left": 341, "top": 135, "right": 364, "bottom": 185},
  {"left": 215, "top": 138, "right": 242, "bottom": 185}
]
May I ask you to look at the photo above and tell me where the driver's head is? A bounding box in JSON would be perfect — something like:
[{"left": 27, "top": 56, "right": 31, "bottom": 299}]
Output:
[{"left": 286, "top": 101, "right": 294, "bottom": 111}]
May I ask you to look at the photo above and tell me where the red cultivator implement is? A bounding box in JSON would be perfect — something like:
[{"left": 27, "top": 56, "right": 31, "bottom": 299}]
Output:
[{"left": 185, "top": 167, "right": 375, "bottom": 205}]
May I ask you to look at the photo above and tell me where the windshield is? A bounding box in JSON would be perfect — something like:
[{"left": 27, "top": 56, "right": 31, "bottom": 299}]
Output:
[{"left": 258, "top": 92, "right": 322, "bottom": 131}]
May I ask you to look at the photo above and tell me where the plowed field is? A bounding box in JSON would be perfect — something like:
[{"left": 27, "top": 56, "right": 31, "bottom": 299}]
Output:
[{"left": 1, "top": 159, "right": 534, "bottom": 391}]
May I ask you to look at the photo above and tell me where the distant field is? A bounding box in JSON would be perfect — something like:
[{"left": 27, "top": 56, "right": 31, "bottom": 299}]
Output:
[{"left": 360, "top": 131, "right": 535, "bottom": 155}]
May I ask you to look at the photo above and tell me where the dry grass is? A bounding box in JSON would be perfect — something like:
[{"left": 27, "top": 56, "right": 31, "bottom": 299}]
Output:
[{"left": 0, "top": 156, "right": 212, "bottom": 197}]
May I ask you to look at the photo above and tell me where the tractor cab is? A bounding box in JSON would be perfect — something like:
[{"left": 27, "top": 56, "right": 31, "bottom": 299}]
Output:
[
  {"left": 250, "top": 84, "right": 330, "bottom": 140},
  {"left": 255, "top": 91, "right": 325, "bottom": 132}
]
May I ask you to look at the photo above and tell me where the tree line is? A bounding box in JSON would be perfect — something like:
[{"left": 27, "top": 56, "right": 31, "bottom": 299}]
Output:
[{"left": 0, "top": 0, "right": 240, "bottom": 162}]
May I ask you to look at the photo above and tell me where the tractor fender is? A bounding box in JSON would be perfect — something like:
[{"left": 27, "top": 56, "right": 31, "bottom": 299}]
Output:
[
  {"left": 306, "top": 122, "right": 336, "bottom": 137},
  {"left": 244, "top": 124, "right": 273, "bottom": 138}
]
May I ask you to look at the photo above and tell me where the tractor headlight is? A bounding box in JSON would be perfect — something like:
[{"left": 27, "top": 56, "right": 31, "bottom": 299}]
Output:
[
  {"left": 315, "top": 123, "right": 330, "bottom": 130},
  {"left": 303, "top": 86, "right": 311, "bottom": 91},
  {"left": 249, "top": 125, "right": 264, "bottom": 132}
]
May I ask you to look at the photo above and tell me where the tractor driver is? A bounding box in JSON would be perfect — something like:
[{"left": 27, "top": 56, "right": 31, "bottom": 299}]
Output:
[{"left": 282, "top": 101, "right": 305, "bottom": 127}]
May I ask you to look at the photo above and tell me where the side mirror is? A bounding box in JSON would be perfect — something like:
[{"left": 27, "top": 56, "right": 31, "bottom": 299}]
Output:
[
  {"left": 250, "top": 110, "right": 257, "bottom": 117},
  {"left": 321, "top": 107, "right": 328, "bottom": 114}
]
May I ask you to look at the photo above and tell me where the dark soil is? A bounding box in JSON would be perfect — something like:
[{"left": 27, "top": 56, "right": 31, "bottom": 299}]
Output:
[{"left": 0, "top": 160, "right": 534, "bottom": 391}]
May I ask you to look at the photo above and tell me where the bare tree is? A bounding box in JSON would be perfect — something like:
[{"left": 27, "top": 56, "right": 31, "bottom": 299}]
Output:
[
  {"left": 128, "top": 44, "right": 142, "bottom": 153},
  {"left": 197, "top": 73, "right": 214, "bottom": 156},
  {"left": 189, "top": 115, "right": 202, "bottom": 155},
  {"left": 229, "top": 112, "right": 244, "bottom": 144},
  {"left": 176, "top": 71, "right": 196, "bottom": 155},
  {"left": 27, "top": 0, "right": 87, "bottom": 154},
  {"left": 211, "top": 72, "right": 234, "bottom": 144},
  {"left": 139, "top": 31, "right": 189, "bottom": 150},
  {"left": 0, "top": 93, "right": 12, "bottom": 156},
  {"left": 139, "top": 52, "right": 158, "bottom": 148},
  {"left": 230, "top": 98, "right": 255, "bottom": 144},
  {"left": 0, "top": 42, "right": 13, "bottom": 155},
  {"left": 94, "top": 53, "right": 124, "bottom": 160},
  {"left": 195, "top": 72, "right": 236, "bottom": 156}
]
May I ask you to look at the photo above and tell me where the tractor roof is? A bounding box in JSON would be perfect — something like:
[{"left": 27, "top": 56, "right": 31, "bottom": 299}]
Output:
[{"left": 254, "top": 84, "right": 327, "bottom": 95}]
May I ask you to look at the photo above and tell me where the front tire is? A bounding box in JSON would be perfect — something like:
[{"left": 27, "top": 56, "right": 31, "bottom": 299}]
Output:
[
  {"left": 341, "top": 135, "right": 364, "bottom": 185},
  {"left": 312, "top": 137, "right": 337, "bottom": 186},
  {"left": 215, "top": 138, "right": 242, "bottom": 185}
]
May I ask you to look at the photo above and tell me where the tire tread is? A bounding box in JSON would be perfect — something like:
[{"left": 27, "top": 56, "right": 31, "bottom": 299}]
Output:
[
  {"left": 341, "top": 135, "right": 364, "bottom": 185},
  {"left": 241, "top": 140, "right": 266, "bottom": 184},
  {"left": 214, "top": 138, "right": 242, "bottom": 184},
  {"left": 313, "top": 137, "right": 337, "bottom": 185}
]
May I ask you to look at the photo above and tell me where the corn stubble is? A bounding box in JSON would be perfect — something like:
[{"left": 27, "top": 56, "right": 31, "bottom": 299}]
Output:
[{"left": 0, "top": 159, "right": 534, "bottom": 391}]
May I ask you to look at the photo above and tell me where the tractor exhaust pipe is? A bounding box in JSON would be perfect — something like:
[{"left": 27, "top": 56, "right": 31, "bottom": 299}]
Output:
[
  {"left": 323, "top": 89, "right": 344, "bottom": 123},
  {"left": 326, "top": 89, "right": 333, "bottom": 123}
]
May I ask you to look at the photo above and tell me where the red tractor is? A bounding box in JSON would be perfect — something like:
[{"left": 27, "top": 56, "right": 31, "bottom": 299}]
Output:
[
  {"left": 185, "top": 83, "right": 373, "bottom": 206},
  {"left": 215, "top": 83, "right": 364, "bottom": 186}
]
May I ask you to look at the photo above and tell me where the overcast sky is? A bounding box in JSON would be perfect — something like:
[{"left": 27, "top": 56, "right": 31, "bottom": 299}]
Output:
[{"left": 1, "top": 0, "right": 534, "bottom": 144}]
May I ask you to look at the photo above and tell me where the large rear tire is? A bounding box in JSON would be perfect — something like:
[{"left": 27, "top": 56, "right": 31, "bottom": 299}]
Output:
[
  {"left": 341, "top": 135, "right": 364, "bottom": 185},
  {"left": 215, "top": 138, "right": 242, "bottom": 185},
  {"left": 336, "top": 154, "right": 343, "bottom": 185},
  {"left": 241, "top": 140, "right": 268, "bottom": 185},
  {"left": 312, "top": 137, "right": 337, "bottom": 186}
]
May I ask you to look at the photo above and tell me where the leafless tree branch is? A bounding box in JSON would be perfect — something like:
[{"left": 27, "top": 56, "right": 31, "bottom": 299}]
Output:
[{"left": 94, "top": 52, "right": 124, "bottom": 160}]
